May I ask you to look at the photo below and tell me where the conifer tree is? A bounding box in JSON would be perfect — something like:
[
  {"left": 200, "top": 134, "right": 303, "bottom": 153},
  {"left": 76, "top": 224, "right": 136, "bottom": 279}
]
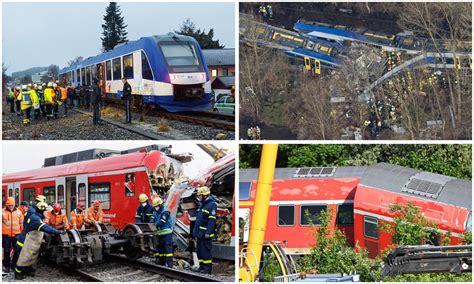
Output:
[{"left": 101, "top": 2, "right": 128, "bottom": 52}]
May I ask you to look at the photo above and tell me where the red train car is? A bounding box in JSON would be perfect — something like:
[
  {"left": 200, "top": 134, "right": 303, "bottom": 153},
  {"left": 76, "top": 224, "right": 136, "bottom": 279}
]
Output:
[
  {"left": 2, "top": 149, "right": 184, "bottom": 229},
  {"left": 353, "top": 163, "right": 472, "bottom": 258},
  {"left": 239, "top": 163, "right": 472, "bottom": 257}
]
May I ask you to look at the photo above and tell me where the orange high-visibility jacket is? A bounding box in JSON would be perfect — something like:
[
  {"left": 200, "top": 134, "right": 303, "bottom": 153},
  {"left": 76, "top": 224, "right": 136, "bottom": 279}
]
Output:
[
  {"left": 60, "top": 87, "right": 67, "bottom": 101},
  {"left": 18, "top": 206, "right": 27, "bottom": 217},
  {"left": 85, "top": 207, "right": 104, "bottom": 224},
  {"left": 70, "top": 209, "right": 85, "bottom": 229},
  {"left": 2, "top": 208, "right": 24, "bottom": 237},
  {"left": 44, "top": 210, "right": 70, "bottom": 230}
]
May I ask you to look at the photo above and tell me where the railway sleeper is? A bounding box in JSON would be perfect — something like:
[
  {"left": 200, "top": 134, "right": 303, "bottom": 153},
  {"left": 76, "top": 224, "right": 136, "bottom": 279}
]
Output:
[{"left": 43, "top": 222, "right": 159, "bottom": 268}]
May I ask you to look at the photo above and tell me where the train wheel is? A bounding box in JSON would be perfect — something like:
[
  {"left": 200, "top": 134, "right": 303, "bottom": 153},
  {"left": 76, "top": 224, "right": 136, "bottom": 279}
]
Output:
[{"left": 122, "top": 224, "right": 144, "bottom": 260}]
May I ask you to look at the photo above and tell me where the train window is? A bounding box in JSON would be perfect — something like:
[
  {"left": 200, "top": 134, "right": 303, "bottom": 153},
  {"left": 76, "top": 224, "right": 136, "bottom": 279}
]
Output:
[
  {"left": 57, "top": 185, "right": 65, "bottom": 209},
  {"left": 89, "top": 183, "right": 111, "bottom": 210},
  {"left": 23, "top": 188, "right": 35, "bottom": 204},
  {"left": 222, "top": 68, "right": 228, "bottom": 77},
  {"left": 43, "top": 186, "right": 56, "bottom": 204},
  {"left": 76, "top": 69, "right": 80, "bottom": 83},
  {"left": 364, "top": 216, "right": 379, "bottom": 240},
  {"left": 239, "top": 182, "right": 252, "bottom": 200},
  {"left": 278, "top": 205, "right": 295, "bottom": 226},
  {"left": 78, "top": 183, "right": 86, "bottom": 205},
  {"left": 106, "top": 60, "right": 112, "bottom": 81},
  {"left": 123, "top": 54, "right": 134, "bottom": 79},
  {"left": 160, "top": 42, "right": 200, "bottom": 67},
  {"left": 337, "top": 204, "right": 354, "bottom": 225},
  {"left": 125, "top": 173, "right": 136, "bottom": 197},
  {"left": 141, "top": 52, "right": 153, "bottom": 80},
  {"left": 85, "top": 66, "right": 91, "bottom": 86},
  {"left": 91, "top": 65, "right": 97, "bottom": 81},
  {"left": 300, "top": 205, "right": 327, "bottom": 226},
  {"left": 8, "top": 188, "right": 12, "bottom": 197},
  {"left": 81, "top": 68, "right": 85, "bottom": 85},
  {"left": 112, "top": 57, "right": 122, "bottom": 80},
  {"left": 2, "top": 190, "right": 5, "bottom": 206},
  {"left": 14, "top": 188, "right": 20, "bottom": 205}
]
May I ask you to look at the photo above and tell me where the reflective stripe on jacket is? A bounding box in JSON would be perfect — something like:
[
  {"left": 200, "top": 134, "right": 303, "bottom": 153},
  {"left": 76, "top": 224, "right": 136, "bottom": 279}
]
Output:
[
  {"left": 2, "top": 208, "right": 24, "bottom": 237},
  {"left": 153, "top": 207, "right": 173, "bottom": 235},
  {"left": 44, "top": 210, "right": 69, "bottom": 230}
]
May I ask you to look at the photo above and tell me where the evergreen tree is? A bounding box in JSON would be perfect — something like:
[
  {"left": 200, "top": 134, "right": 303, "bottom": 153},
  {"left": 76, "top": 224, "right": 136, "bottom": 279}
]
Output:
[
  {"left": 101, "top": 2, "right": 128, "bottom": 52},
  {"left": 175, "top": 18, "right": 224, "bottom": 49}
]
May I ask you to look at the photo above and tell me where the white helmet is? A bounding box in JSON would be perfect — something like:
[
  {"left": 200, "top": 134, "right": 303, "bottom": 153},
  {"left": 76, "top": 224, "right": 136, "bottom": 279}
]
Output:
[
  {"left": 21, "top": 85, "right": 27, "bottom": 91},
  {"left": 47, "top": 82, "right": 53, "bottom": 87},
  {"left": 53, "top": 83, "right": 57, "bottom": 88}
]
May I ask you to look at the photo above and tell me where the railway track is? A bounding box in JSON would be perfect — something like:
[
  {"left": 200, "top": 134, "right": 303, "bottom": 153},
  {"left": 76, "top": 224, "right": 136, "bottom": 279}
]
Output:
[
  {"left": 104, "top": 100, "right": 235, "bottom": 130},
  {"left": 68, "top": 254, "right": 219, "bottom": 282}
]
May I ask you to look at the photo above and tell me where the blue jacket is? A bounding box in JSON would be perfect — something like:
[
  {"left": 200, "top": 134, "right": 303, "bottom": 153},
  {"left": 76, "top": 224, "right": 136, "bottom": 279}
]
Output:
[
  {"left": 153, "top": 206, "right": 173, "bottom": 236},
  {"left": 135, "top": 202, "right": 155, "bottom": 223},
  {"left": 17, "top": 208, "right": 60, "bottom": 247},
  {"left": 23, "top": 206, "right": 37, "bottom": 227},
  {"left": 193, "top": 196, "right": 217, "bottom": 239}
]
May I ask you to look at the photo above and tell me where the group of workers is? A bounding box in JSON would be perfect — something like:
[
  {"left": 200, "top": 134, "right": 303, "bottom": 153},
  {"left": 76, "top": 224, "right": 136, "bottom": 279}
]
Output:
[
  {"left": 258, "top": 3, "right": 273, "bottom": 19},
  {"left": 2, "top": 196, "right": 104, "bottom": 279},
  {"left": 2, "top": 185, "right": 217, "bottom": 279},
  {"left": 6, "top": 77, "right": 133, "bottom": 126}
]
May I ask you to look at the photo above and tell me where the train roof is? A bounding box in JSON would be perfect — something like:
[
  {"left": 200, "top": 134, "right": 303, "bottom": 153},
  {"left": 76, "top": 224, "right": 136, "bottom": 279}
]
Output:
[
  {"left": 240, "top": 166, "right": 367, "bottom": 180},
  {"left": 359, "top": 163, "right": 471, "bottom": 209},
  {"left": 2, "top": 150, "right": 168, "bottom": 184},
  {"left": 59, "top": 33, "right": 199, "bottom": 74},
  {"left": 240, "top": 163, "right": 471, "bottom": 209}
]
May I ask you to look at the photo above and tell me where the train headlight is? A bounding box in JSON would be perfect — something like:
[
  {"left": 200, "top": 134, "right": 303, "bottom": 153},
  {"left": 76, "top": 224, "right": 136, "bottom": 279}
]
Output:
[{"left": 200, "top": 73, "right": 205, "bottom": 80}]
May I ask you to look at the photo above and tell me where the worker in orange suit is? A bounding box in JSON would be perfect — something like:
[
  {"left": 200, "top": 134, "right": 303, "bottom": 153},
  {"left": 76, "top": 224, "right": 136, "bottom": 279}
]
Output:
[
  {"left": 2, "top": 197, "right": 24, "bottom": 273},
  {"left": 44, "top": 204, "right": 69, "bottom": 230},
  {"left": 70, "top": 202, "right": 86, "bottom": 230},
  {"left": 85, "top": 200, "right": 104, "bottom": 227}
]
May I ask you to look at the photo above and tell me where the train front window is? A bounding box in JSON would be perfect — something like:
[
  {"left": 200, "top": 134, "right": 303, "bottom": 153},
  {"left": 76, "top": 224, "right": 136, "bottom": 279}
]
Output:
[
  {"left": 159, "top": 41, "right": 202, "bottom": 72},
  {"left": 467, "top": 212, "right": 472, "bottom": 233}
]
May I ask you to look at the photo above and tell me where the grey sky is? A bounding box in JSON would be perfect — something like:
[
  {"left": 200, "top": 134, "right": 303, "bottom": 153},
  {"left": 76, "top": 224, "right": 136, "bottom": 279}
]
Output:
[
  {"left": 2, "top": 142, "right": 234, "bottom": 179},
  {"left": 3, "top": 2, "right": 235, "bottom": 74}
]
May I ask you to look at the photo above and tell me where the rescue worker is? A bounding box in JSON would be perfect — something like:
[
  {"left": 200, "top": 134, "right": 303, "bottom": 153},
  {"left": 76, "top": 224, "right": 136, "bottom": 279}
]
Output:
[
  {"left": 44, "top": 82, "right": 55, "bottom": 120},
  {"left": 37, "top": 85, "right": 46, "bottom": 117},
  {"left": 2, "top": 197, "right": 24, "bottom": 273},
  {"left": 31, "top": 85, "right": 41, "bottom": 120},
  {"left": 18, "top": 85, "right": 33, "bottom": 125},
  {"left": 14, "top": 86, "right": 22, "bottom": 116},
  {"left": 44, "top": 203, "right": 69, "bottom": 230},
  {"left": 91, "top": 79, "right": 102, "bottom": 125},
  {"left": 192, "top": 186, "right": 217, "bottom": 274},
  {"left": 60, "top": 85, "right": 68, "bottom": 117},
  {"left": 135, "top": 194, "right": 155, "bottom": 223},
  {"left": 7, "top": 87, "right": 15, "bottom": 113},
  {"left": 152, "top": 197, "right": 174, "bottom": 268},
  {"left": 14, "top": 201, "right": 60, "bottom": 280},
  {"left": 70, "top": 202, "right": 86, "bottom": 230},
  {"left": 52, "top": 83, "right": 60, "bottom": 119},
  {"left": 24, "top": 195, "right": 47, "bottom": 227},
  {"left": 121, "top": 77, "right": 132, "bottom": 123},
  {"left": 18, "top": 201, "right": 29, "bottom": 217},
  {"left": 85, "top": 200, "right": 103, "bottom": 227}
]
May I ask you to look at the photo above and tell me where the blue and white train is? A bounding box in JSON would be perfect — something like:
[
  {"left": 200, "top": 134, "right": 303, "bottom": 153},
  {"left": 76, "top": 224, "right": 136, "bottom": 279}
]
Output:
[{"left": 59, "top": 33, "right": 212, "bottom": 112}]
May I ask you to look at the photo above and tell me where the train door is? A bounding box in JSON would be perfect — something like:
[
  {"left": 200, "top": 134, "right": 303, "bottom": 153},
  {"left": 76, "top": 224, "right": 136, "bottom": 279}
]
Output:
[
  {"left": 76, "top": 175, "right": 88, "bottom": 210},
  {"left": 97, "top": 63, "right": 106, "bottom": 95},
  {"left": 65, "top": 177, "right": 76, "bottom": 218},
  {"left": 7, "top": 182, "right": 20, "bottom": 204},
  {"left": 55, "top": 177, "right": 66, "bottom": 211},
  {"left": 362, "top": 215, "right": 380, "bottom": 258}
]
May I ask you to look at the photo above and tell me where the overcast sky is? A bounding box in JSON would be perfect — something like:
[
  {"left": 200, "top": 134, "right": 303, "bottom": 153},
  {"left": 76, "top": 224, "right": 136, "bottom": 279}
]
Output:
[
  {"left": 3, "top": 2, "right": 235, "bottom": 74},
  {"left": 2, "top": 142, "right": 234, "bottom": 179}
]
